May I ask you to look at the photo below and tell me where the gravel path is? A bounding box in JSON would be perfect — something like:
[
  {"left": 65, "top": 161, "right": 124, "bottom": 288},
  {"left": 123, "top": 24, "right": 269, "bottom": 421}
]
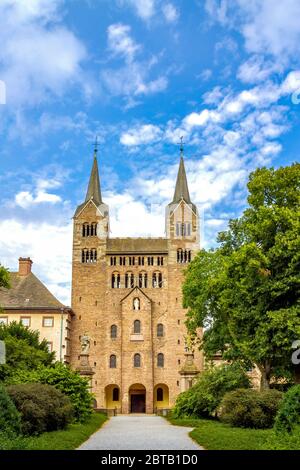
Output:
[{"left": 78, "top": 415, "right": 202, "bottom": 450}]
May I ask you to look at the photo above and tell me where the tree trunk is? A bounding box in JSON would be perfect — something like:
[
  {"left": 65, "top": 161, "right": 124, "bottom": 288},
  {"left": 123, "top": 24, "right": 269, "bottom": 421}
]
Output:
[{"left": 258, "top": 361, "right": 271, "bottom": 391}]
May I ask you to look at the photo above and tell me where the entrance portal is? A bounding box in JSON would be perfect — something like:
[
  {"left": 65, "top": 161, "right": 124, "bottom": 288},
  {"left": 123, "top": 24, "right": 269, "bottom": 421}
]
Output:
[{"left": 129, "top": 384, "right": 146, "bottom": 413}]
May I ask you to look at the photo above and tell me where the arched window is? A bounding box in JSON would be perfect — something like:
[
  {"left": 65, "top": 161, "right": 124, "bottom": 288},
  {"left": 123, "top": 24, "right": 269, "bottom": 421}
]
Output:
[
  {"left": 112, "top": 273, "right": 120, "bottom": 288},
  {"left": 112, "top": 387, "right": 119, "bottom": 401},
  {"left": 152, "top": 272, "right": 162, "bottom": 288},
  {"left": 82, "top": 223, "right": 97, "bottom": 237},
  {"left": 111, "top": 325, "right": 117, "bottom": 339},
  {"left": 81, "top": 249, "right": 97, "bottom": 263},
  {"left": 157, "top": 353, "right": 164, "bottom": 368},
  {"left": 134, "top": 353, "right": 141, "bottom": 367},
  {"left": 157, "top": 323, "right": 164, "bottom": 337},
  {"left": 157, "top": 387, "right": 163, "bottom": 401},
  {"left": 152, "top": 272, "right": 157, "bottom": 288},
  {"left": 134, "top": 319, "right": 141, "bottom": 334},
  {"left": 110, "top": 354, "right": 116, "bottom": 368}
]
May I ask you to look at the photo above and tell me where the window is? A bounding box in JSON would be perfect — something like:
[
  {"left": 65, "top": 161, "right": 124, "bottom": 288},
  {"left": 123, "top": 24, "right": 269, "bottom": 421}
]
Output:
[
  {"left": 112, "top": 273, "right": 121, "bottom": 288},
  {"left": 0, "top": 317, "right": 8, "bottom": 325},
  {"left": 134, "top": 353, "right": 141, "bottom": 367},
  {"left": 129, "top": 257, "right": 135, "bottom": 266},
  {"left": 134, "top": 319, "right": 141, "bottom": 334},
  {"left": 46, "top": 342, "right": 53, "bottom": 353},
  {"left": 157, "top": 353, "right": 164, "bottom": 368},
  {"left": 110, "top": 354, "right": 117, "bottom": 368},
  {"left": 157, "top": 387, "right": 163, "bottom": 401},
  {"left": 138, "top": 256, "right": 144, "bottom": 266},
  {"left": 43, "top": 317, "right": 54, "bottom": 327},
  {"left": 147, "top": 256, "right": 154, "bottom": 266},
  {"left": 176, "top": 223, "right": 191, "bottom": 237},
  {"left": 139, "top": 272, "right": 147, "bottom": 288},
  {"left": 112, "top": 387, "right": 119, "bottom": 401},
  {"left": 152, "top": 272, "right": 163, "bottom": 288},
  {"left": 110, "top": 256, "right": 116, "bottom": 266},
  {"left": 120, "top": 256, "right": 126, "bottom": 266},
  {"left": 20, "top": 317, "right": 31, "bottom": 327},
  {"left": 125, "top": 273, "right": 134, "bottom": 288},
  {"left": 157, "top": 323, "right": 164, "bottom": 337},
  {"left": 81, "top": 249, "right": 97, "bottom": 263},
  {"left": 177, "top": 249, "right": 191, "bottom": 264},
  {"left": 111, "top": 325, "right": 117, "bottom": 339},
  {"left": 157, "top": 257, "right": 164, "bottom": 266},
  {"left": 82, "top": 223, "right": 97, "bottom": 237}
]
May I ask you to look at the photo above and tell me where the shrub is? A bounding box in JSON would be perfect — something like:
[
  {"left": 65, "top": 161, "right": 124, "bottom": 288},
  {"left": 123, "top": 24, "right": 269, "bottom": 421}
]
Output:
[
  {"left": 0, "top": 385, "right": 21, "bottom": 435},
  {"left": 173, "top": 363, "right": 251, "bottom": 418},
  {"left": 220, "top": 388, "right": 283, "bottom": 429},
  {"left": 7, "top": 363, "right": 93, "bottom": 422},
  {"left": 274, "top": 385, "right": 300, "bottom": 434},
  {"left": 7, "top": 383, "right": 73, "bottom": 435},
  {"left": 0, "top": 432, "right": 29, "bottom": 450}
]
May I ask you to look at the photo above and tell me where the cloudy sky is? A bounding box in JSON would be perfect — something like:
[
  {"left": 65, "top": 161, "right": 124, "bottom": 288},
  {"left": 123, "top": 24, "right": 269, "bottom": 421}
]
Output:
[{"left": 0, "top": 0, "right": 300, "bottom": 304}]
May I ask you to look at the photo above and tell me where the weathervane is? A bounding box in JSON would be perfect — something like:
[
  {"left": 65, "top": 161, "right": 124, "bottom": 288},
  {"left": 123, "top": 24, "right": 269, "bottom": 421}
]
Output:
[{"left": 177, "top": 136, "right": 185, "bottom": 156}]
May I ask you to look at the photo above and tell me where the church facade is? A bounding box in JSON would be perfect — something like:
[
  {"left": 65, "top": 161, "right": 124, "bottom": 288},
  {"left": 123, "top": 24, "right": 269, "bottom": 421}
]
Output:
[{"left": 70, "top": 147, "right": 203, "bottom": 413}]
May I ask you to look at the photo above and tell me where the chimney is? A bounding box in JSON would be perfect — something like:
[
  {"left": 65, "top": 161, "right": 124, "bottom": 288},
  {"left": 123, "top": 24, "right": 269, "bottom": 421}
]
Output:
[{"left": 18, "top": 257, "right": 33, "bottom": 276}]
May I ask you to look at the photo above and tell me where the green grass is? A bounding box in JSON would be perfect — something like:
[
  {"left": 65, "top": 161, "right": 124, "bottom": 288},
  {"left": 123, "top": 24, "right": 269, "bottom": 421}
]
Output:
[
  {"left": 168, "top": 416, "right": 272, "bottom": 450},
  {"left": 25, "top": 412, "right": 107, "bottom": 450}
]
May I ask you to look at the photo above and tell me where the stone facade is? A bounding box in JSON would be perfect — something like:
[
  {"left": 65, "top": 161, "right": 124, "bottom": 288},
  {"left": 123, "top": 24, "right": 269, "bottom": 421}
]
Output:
[{"left": 70, "top": 150, "right": 203, "bottom": 413}]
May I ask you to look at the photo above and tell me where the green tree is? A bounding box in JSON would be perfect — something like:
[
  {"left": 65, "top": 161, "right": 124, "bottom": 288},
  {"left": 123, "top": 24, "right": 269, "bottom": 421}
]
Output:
[
  {"left": 0, "top": 322, "right": 54, "bottom": 381},
  {"left": 0, "top": 265, "right": 10, "bottom": 290},
  {"left": 184, "top": 163, "right": 300, "bottom": 389}
]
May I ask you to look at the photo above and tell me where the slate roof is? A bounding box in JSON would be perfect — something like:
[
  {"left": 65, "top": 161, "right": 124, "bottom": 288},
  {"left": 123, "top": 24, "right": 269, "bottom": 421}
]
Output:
[
  {"left": 106, "top": 238, "right": 168, "bottom": 254},
  {"left": 168, "top": 156, "right": 197, "bottom": 214},
  {"left": 0, "top": 272, "right": 66, "bottom": 310},
  {"left": 74, "top": 153, "right": 103, "bottom": 217}
]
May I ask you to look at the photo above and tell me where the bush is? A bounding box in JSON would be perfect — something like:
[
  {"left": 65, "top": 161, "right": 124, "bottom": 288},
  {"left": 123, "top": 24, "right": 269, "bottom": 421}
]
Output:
[
  {"left": 0, "top": 385, "right": 21, "bottom": 435},
  {"left": 173, "top": 363, "right": 251, "bottom": 419},
  {"left": 0, "top": 432, "right": 29, "bottom": 450},
  {"left": 274, "top": 385, "right": 300, "bottom": 434},
  {"left": 220, "top": 388, "right": 283, "bottom": 429},
  {"left": 7, "top": 383, "right": 73, "bottom": 435},
  {"left": 8, "top": 363, "right": 93, "bottom": 422}
]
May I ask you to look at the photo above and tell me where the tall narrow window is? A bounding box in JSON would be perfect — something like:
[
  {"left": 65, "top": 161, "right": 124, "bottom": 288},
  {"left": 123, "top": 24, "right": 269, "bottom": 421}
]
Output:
[
  {"left": 157, "top": 257, "right": 164, "bottom": 266},
  {"left": 152, "top": 272, "right": 157, "bottom": 288},
  {"left": 134, "top": 353, "right": 141, "bottom": 368},
  {"left": 157, "top": 353, "right": 164, "bottom": 368},
  {"left": 110, "top": 256, "right": 116, "bottom": 266},
  {"left": 125, "top": 273, "right": 133, "bottom": 288},
  {"left": 187, "top": 223, "right": 191, "bottom": 236},
  {"left": 144, "top": 273, "right": 148, "bottom": 288},
  {"left": 176, "top": 223, "right": 180, "bottom": 236},
  {"left": 139, "top": 273, "right": 143, "bottom": 288},
  {"left": 138, "top": 256, "right": 144, "bottom": 266},
  {"left": 130, "top": 273, "right": 134, "bottom": 288},
  {"left": 111, "top": 325, "right": 117, "bottom": 339},
  {"left": 81, "top": 249, "right": 97, "bottom": 263},
  {"left": 112, "top": 387, "right": 119, "bottom": 401},
  {"left": 134, "top": 319, "right": 141, "bottom": 334},
  {"left": 157, "top": 387, "right": 163, "bottom": 401},
  {"left": 112, "top": 273, "right": 121, "bottom": 288},
  {"left": 158, "top": 272, "right": 163, "bottom": 288},
  {"left": 157, "top": 323, "right": 164, "bottom": 337},
  {"left": 110, "top": 354, "right": 116, "bottom": 368},
  {"left": 120, "top": 256, "right": 126, "bottom": 266},
  {"left": 147, "top": 256, "right": 154, "bottom": 266}
]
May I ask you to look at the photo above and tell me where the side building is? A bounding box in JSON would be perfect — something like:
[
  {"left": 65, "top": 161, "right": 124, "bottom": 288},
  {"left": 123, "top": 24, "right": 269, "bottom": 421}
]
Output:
[
  {"left": 0, "top": 257, "right": 73, "bottom": 362},
  {"left": 70, "top": 147, "right": 204, "bottom": 413}
]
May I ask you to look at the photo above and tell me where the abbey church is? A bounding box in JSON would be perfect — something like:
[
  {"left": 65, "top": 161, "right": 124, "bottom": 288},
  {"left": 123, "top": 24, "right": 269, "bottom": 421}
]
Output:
[{"left": 70, "top": 147, "right": 203, "bottom": 413}]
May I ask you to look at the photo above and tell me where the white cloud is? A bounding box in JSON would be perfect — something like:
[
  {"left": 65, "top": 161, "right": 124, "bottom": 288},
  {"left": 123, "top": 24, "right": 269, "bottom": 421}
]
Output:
[
  {"left": 237, "top": 55, "right": 282, "bottom": 84},
  {"left": 107, "top": 23, "right": 141, "bottom": 62},
  {"left": 0, "top": 0, "right": 87, "bottom": 106},
  {"left": 122, "top": 0, "right": 156, "bottom": 20},
  {"left": 102, "top": 23, "right": 168, "bottom": 103},
  {"left": 0, "top": 219, "right": 72, "bottom": 304},
  {"left": 206, "top": 0, "right": 300, "bottom": 61},
  {"left": 120, "top": 124, "right": 162, "bottom": 146},
  {"left": 162, "top": 3, "right": 179, "bottom": 23}
]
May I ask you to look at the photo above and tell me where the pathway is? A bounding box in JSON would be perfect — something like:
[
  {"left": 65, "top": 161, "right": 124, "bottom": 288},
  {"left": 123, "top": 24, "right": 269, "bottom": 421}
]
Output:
[{"left": 78, "top": 415, "right": 202, "bottom": 450}]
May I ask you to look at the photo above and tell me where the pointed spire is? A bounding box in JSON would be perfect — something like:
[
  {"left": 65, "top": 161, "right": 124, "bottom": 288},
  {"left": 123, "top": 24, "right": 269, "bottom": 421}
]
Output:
[
  {"left": 172, "top": 139, "right": 191, "bottom": 204},
  {"left": 85, "top": 139, "right": 102, "bottom": 205}
]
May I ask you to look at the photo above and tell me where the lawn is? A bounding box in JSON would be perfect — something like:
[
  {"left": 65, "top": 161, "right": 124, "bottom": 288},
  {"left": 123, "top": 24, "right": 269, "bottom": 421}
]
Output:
[
  {"left": 168, "top": 416, "right": 272, "bottom": 450},
  {"left": 25, "top": 412, "right": 107, "bottom": 450}
]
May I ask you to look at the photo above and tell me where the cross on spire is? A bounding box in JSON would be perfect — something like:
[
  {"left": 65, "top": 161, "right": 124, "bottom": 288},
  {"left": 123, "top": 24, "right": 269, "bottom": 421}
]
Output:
[
  {"left": 93, "top": 136, "right": 99, "bottom": 155},
  {"left": 177, "top": 136, "right": 185, "bottom": 156}
]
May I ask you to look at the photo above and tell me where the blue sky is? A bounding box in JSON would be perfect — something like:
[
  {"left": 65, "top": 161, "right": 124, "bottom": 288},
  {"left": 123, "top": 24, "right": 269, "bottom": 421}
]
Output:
[{"left": 0, "top": 0, "right": 300, "bottom": 304}]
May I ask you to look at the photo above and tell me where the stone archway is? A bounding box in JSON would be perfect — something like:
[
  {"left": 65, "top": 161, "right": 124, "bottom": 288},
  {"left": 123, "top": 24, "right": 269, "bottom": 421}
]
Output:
[{"left": 129, "top": 383, "right": 146, "bottom": 413}]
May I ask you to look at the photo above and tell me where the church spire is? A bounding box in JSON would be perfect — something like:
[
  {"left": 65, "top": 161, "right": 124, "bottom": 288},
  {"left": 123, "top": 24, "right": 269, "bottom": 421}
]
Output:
[
  {"left": 172, "top": 138, "right": 191, "bottom": 204},
  {"left": 85, "top": 139, "right": 102, "bottom": 205}
]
